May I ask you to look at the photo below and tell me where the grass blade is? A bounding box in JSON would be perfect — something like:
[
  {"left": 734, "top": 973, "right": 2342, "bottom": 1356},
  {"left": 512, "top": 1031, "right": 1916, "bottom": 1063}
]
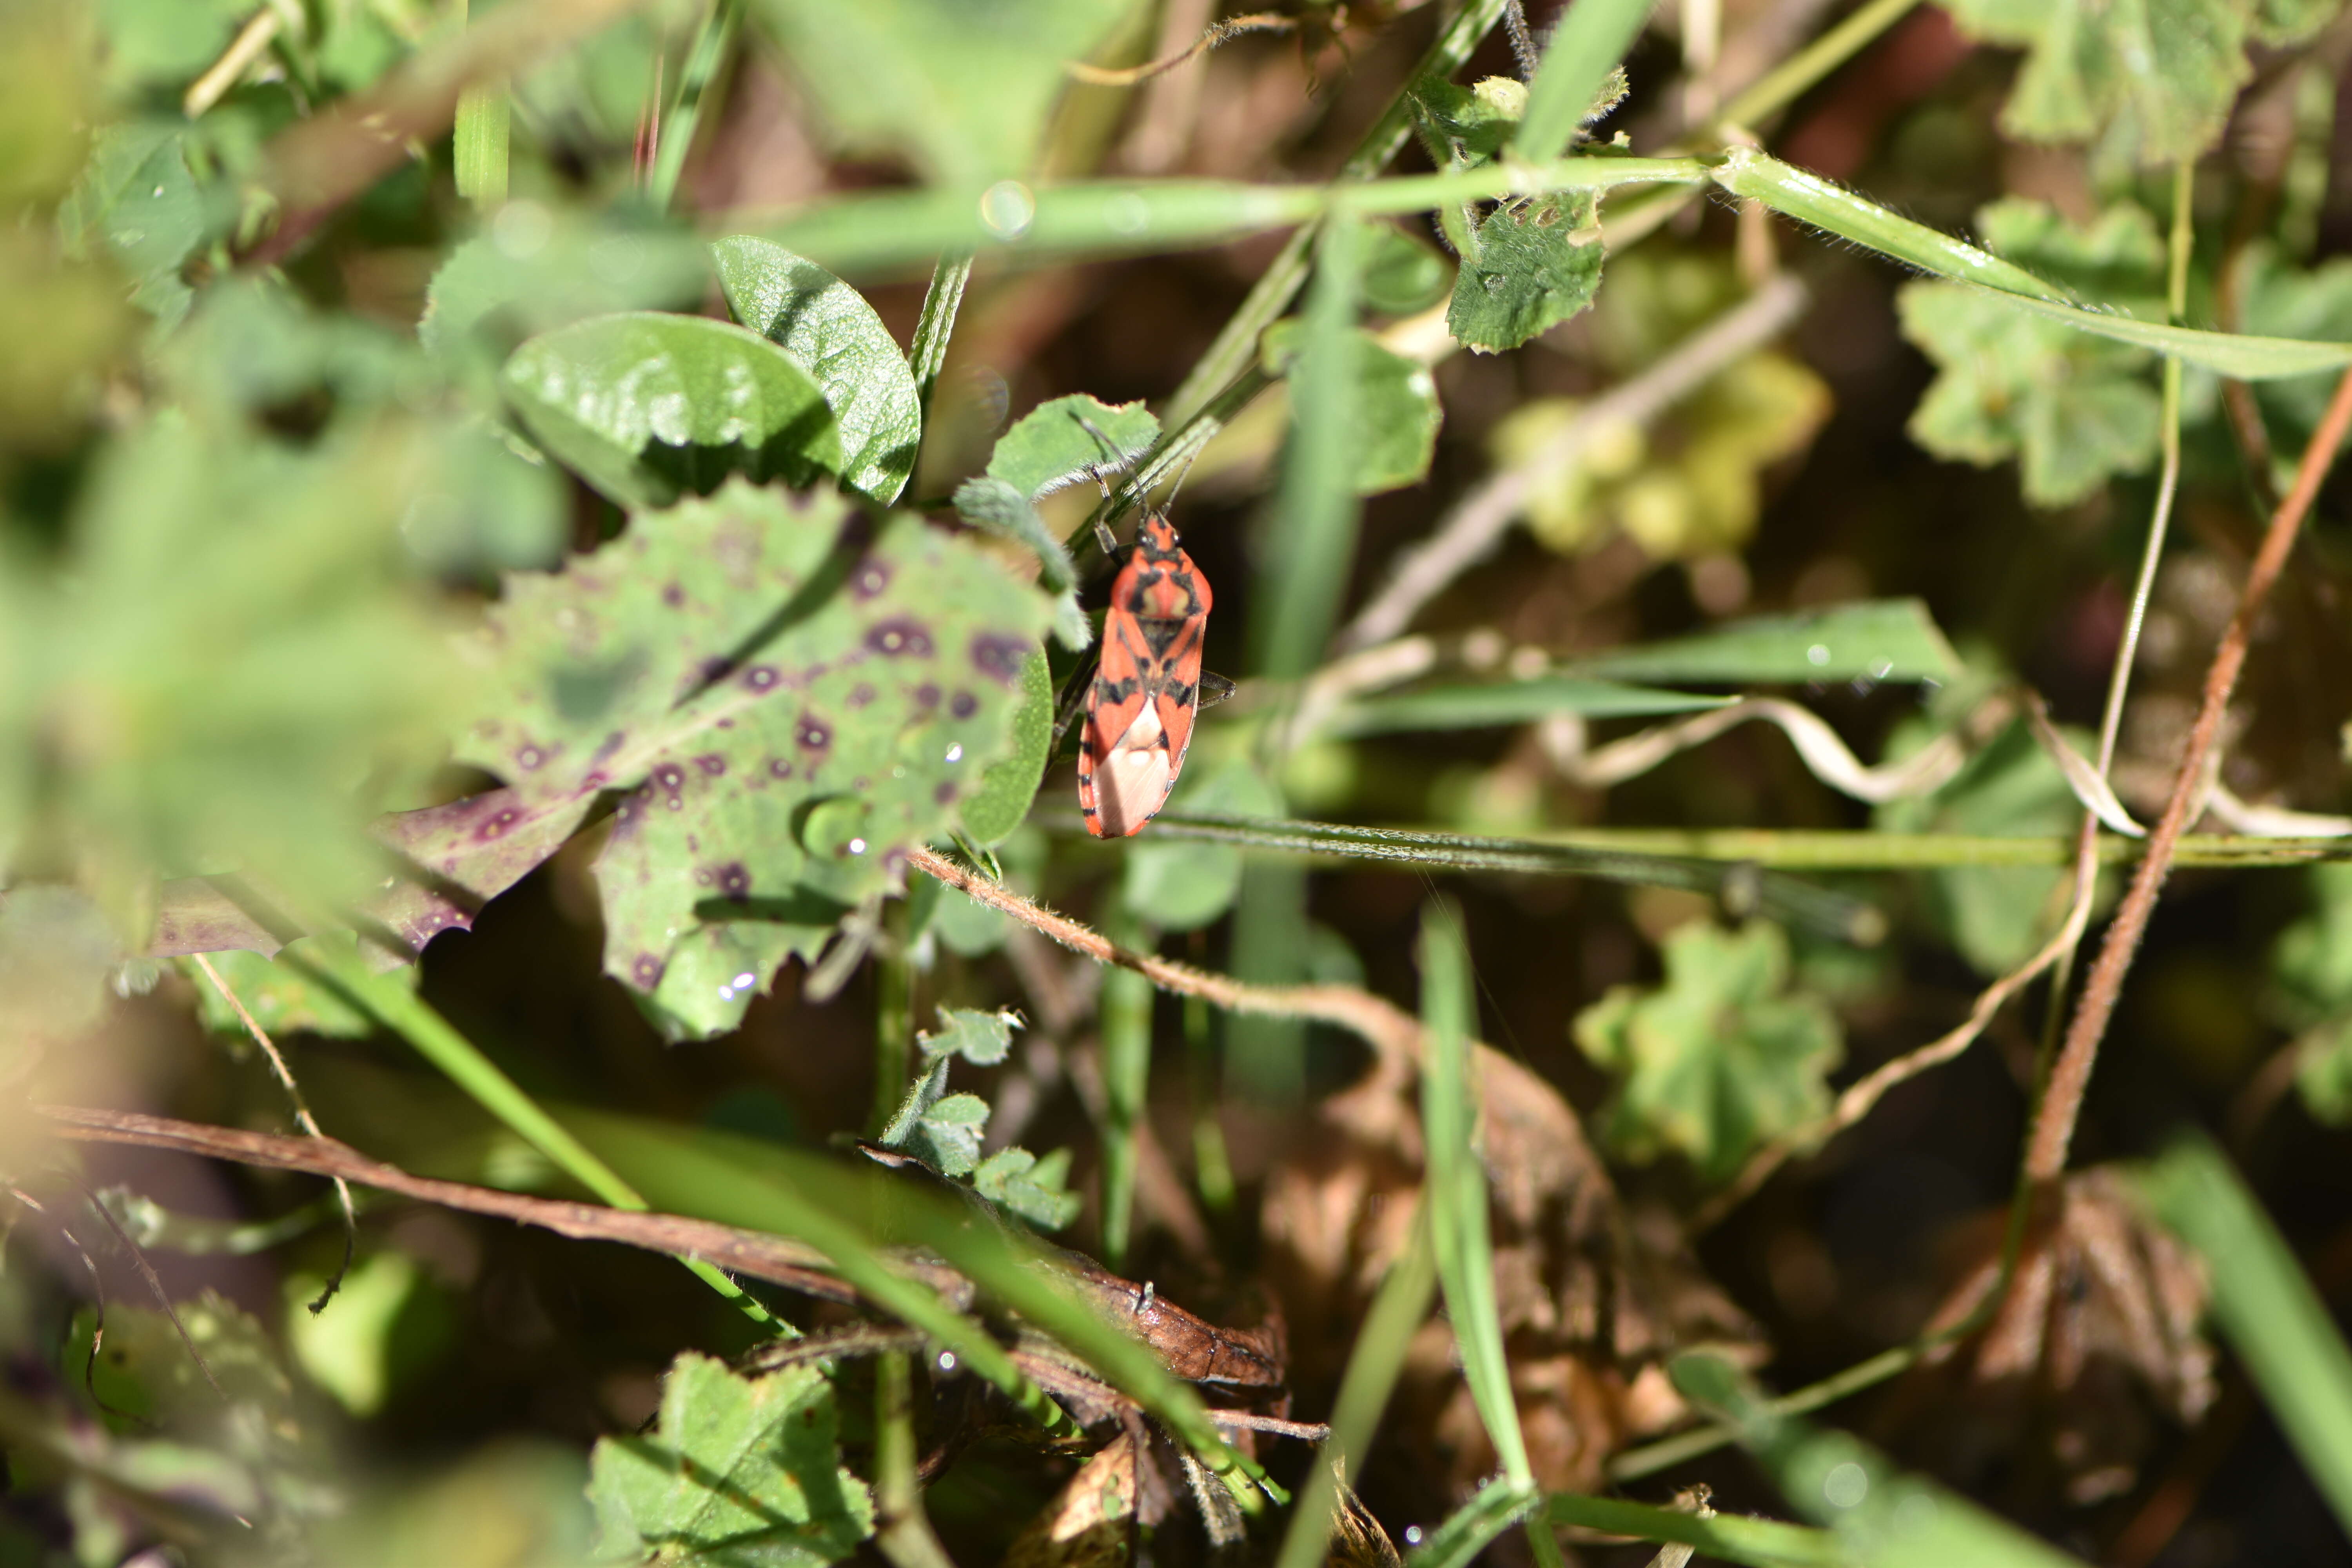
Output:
[
  {"left": 1515, "top": 0, "right": 1663, "bottom": 159},
  {"left": 2138, "top": 1135, "right": 2352, "bottom": 1537},
  {"left": 1417, "top": 900, "right": 1530, "bottom": 1487},
  {"left": 1546, "top": 1494, "right": 1848, "bottom": 1567},
  {"left": 1272, "top": 1207, "right": 1439, "bottom": 1568}
]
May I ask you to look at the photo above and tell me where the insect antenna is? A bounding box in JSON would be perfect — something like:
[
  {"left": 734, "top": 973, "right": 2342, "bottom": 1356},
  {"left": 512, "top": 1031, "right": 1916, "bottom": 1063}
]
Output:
[{"left": 1073, "top": 412, "right": 1135, "bottom": 555}]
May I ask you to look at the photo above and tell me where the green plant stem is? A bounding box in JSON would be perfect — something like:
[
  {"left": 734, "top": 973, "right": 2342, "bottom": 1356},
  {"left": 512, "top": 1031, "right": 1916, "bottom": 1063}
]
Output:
[
  {"left": 1718, "top": 0, "right": 1923, "bottom": 127},
  {"left": 286, "top": 943, "right": 788, "bottom": 1334},
  {"left": 872, "top": 1350, "right": 956, "bottom": 1568},
  {"left": 1182, "top": 990, "right": 1235, "bottom": 1212},
  {"left": 1098, "top": 907, "right": 1154, "bottom": 1269},
  {"left": 1141, "top": 817, "right": 2352, "bottom": 869},
  {"left": 1546, "top": 1492, "right": 1846, "bottom": 1567},
  {"left": 2095, "top": 159, "right": 2195, "bottom": 774},
  {"left": 1272, "top": 1205, "right": 1438, "bottom": 1568},
  {"left": 647, "top": 0, "right": 742, "bottom": 210},
  {"left": 873, "top": 898, "right": 914, "bottom": 1136},
  {"left": 1606, "top": 1340, "right": 1922, "bottom": 1480},
  {"left": 1163, "top": 0, "right": 1509, "bottom": 426},
  {"left": 1514, "top": 0, "right": 1660, "bottom": 159}
]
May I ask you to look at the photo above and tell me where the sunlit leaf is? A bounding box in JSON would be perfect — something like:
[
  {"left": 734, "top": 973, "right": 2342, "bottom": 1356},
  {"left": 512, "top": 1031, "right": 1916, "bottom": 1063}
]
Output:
[
  {"left": 1446, "top": 192, "right": 1603, "bottom": 352},
  {"left": 712, "top": 236, "right": 922, "bottom": 504},
  {"left": 57, "top": 121, "right": 207, "bottom": 328},
  {"left": 187, "top": 934, "right": 416, "bottom": 1042},
  {"left": 1573, "top": 920, "right": 1844, "bottom": 1183},
  {"left": 986, "top": 393, "right": 1160, "bottom": 499},
  {"left": 501, "top": 312, "right": 843, "bottom": 510},
  {"left": 1898, "top": 200, "right": 2165, "bottom": 506},
  {"left": 451, "top": 481, "right": 1048, "bottom": 1038},
  {"left": 589, "top": 1352, "right": 874, "bottom": 1566},
  {"left": 749, "top": 0, "right": 1136, "bottom": 189}
]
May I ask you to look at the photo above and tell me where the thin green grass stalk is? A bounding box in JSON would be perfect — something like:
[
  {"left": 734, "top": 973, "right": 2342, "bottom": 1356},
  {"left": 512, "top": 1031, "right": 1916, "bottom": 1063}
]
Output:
[
  {"left": 647, "top": 0, "right": 742, "bottom": 210},
  {"left": 1515, "top": 0, "right": 1664, "bottom": 159},
  {"left": 2139, "top": 1137, "right": 2352, "bottom": 1536},
  {"left": 1546, "top": 1494, "right": 1846, "bottom": 1567},
  {"left": 1164, "top": 0, "right": 1510, "bottom": 426},
  {"left": 1417, "top": 901, "right": 1566, "bottom": 1568},
  {"left": 1225, "top": 862, "right": 1309, "bottom": 1102},
  {"left": 1608, "top": 1341, "right": 1918, "bottom": 1480},
  {"left": 453, "top": 83, "right": 510, "bottom": 207},
  {"left": 1272, "top": 1206, "right": 1438, "bottom": 1568},
  {"left": 285, "top": 943, "right": 788, "bottom": 1333},
  {"left": 1673, "top": 1354, "right": 2091, "bottom": 1567},
  {"left": 872, "top": 1350, "right": 956, "bottom": 1568},
  {"left": 909, "top": 250, "right": 973, "bottom": 428},
  {"left": 2095, "top": 160, "right": 2194, "bottom": 774},
  {"left": 1098, "top": 907, "right": 1154, "bottom": 1269},
  {"left": 1717, "top": 0, "right": 1922, "bottom": 127},
  {"left": 1182, "top": 991, "right": 1235, "bottom": 1212},
  {"left": 1408, "top": 1476, "right": 1540, "bottom": 1568},
  {"left": 872, "top": 898, "right": 913, "bottom": 1136}
]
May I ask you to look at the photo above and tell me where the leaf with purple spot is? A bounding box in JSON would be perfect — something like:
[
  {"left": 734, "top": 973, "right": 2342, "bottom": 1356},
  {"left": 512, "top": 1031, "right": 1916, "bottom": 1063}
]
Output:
[{"left": 452, "top": 480, "right": 1048, "bottom": 1039}]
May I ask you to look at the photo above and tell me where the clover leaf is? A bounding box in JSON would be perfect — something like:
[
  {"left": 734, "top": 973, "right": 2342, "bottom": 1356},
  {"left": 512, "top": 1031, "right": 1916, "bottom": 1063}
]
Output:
[
  {"left": 1573, "top": 920, "right": 1844, "bottom": 1185},
  {"left": 1898, "top": 199, "right": 2166, "bottom": 506},
  {"left": 589, "top": 1353, "right": 872, "bottom": 1566}
]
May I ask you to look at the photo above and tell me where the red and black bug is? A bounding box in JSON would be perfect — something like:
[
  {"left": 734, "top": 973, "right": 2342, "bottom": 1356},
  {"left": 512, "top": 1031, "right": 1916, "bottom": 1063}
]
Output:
[{"left": 1077, "top": 511, "right": 1213, "bottom": 838}]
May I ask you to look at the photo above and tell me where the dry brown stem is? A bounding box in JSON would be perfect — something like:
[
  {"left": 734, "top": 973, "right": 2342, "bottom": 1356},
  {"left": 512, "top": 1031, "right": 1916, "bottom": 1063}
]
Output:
[{"left": 2022, "top": 364, "right": 2352, "bottom": 1185}]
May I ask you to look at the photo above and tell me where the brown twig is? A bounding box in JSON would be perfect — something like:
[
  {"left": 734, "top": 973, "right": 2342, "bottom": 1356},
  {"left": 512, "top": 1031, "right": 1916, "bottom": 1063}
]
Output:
[
  {"left": 2022, "top": 365, "right": 2352, "bottom": 1185},
  {"left": 906, "top": 845, "right": 1425, "bottom": 1067},
  {"left": 36, "top": 1103, "right": 870, "bottom": 1303}
]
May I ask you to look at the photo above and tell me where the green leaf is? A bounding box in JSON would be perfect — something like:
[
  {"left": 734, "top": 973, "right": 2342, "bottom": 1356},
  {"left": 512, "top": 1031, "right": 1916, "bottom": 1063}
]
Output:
[
  {"left": 1898, "top": 200, "right": 2166, "bottom": 506},
  {"left": 958, "top": 646, "right": 1054, "bottom": 846},
  {"left": 920, "top": 1004, "right": 1020, "bottom": 1067},
  {"left": 451, "top": 482, "right": 1049, "bottom": 1039},
  {"left": 1328, "top": 676, "right": 1728, "bottom": 737},
  {"left": 419, "top": 208, "right": 708, "bottom": 369},
  {"left": 1120, "top": 753, "right": 1282, "bottom": 932},
  {"left": 2235, "top": 243, "right": 2352, "bottom": 459},
  {"left": 11, "top": 414, "right": 470, "bottom": 930},
  {"left": 953, "top": 478, "right": 1091, "bottom": 647},
  {"left": 589, "top": 1352, "right": 874, "bottom": 1566},
  {"left": 1575, "top": 599, "right": 1962, "bottom": 684},
  {"left": 748, "top": 0, "right": 1137, "bottom": 189},
  {"left": 501, "top": 312, "right": 843, "bottom": 510},
  {"left": 986, "top": 393, "right": 1160, "bottom": 500},
  {"left": 1361, "top": 221, "right": 1454, "bottom": 316},
  {"left": 1875, "top": 716, "right": 2083, "bottom": 974},
  {"left": 2138, "top": 1138, "right": 2352, "bottom": 1540},
  {"left": 972, "top": 1146, "right": 1081, "bottom": 1230},
  {"left": 1573, "top": 920, "right": 1844, "bottom": 1184},
  {"left": 1445, "top": 192, "right": 1603, "bottom": 352},
  {"left": 1355, "top": 334, "right": 1439, "bottom": 494},
  {"left": 1938, "top": 0, "right": 2256, "bottom": 165},
  {"left": 711, "top": 236, "right": 922, "bottom": 505},
  {"left": 285, "top": 1250, "right": 446, "bottom": 1416},
  {"left": 1261, "top": 324, "right": 1446, "bottom": 493},
  {"left": 2272, "top": 863, "right": 2352, "bottom": 1022},
  {"left": 2295, "top": 1017, "right": 2352, "bottom": 1126},
  {"left": 58, "top": 121, "right": 209, "bottom": 328}
]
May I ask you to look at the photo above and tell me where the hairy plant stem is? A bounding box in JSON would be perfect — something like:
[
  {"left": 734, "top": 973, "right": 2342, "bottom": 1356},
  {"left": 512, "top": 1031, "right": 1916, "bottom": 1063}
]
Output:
[{"left": 2023, "top": 364, "right": 2352, "bottom": 1187}]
